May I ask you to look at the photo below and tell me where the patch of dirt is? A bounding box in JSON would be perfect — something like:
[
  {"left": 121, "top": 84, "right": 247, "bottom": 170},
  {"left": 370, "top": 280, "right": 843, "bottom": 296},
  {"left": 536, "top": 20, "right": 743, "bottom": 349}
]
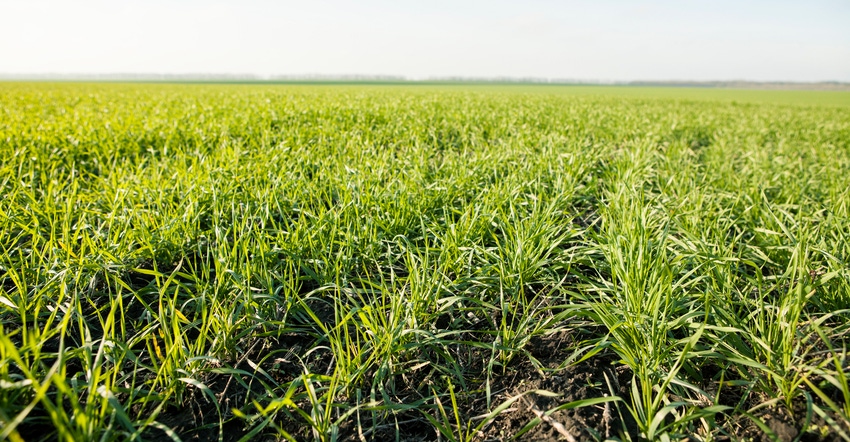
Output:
[
  {"left": 478, "top": 332, "right": 638, "bottom": 442},
  {"left": 730, "top": 396, "right": 850, "bottom": 442},
  {"left": 480, "top": 350, "right": 637, "bottom": 441}
]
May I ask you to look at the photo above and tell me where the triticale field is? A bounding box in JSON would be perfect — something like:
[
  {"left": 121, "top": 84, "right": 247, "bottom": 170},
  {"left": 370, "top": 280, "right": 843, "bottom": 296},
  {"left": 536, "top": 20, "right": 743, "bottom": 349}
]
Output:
[{"left": 1, "top": 83, "right": 849, "bottom": 441}]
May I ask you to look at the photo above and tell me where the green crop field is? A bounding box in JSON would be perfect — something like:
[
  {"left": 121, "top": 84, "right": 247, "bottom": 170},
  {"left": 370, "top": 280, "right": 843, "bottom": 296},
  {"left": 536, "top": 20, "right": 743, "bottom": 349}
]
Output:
[{"left": 1, "top": 82, "right": 849, "bottom": 441}]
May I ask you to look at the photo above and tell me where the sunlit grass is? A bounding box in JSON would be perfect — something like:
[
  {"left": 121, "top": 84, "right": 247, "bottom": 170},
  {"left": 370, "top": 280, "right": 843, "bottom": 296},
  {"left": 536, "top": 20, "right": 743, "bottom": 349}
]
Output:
[{"left": 1, "top": 82, "right": 848, "bottom": 441}]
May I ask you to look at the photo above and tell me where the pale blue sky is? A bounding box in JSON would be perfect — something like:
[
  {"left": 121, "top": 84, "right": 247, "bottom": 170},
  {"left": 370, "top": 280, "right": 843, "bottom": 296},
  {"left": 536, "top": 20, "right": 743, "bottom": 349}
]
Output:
[{"left": 1, "top": 0, "right": 848, "bottom": 81}]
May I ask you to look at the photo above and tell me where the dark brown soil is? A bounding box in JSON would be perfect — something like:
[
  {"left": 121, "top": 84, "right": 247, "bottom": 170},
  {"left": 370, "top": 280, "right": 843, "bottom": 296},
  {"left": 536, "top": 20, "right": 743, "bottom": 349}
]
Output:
[
  {"left": 473, "top": 331, "right": 639, "bottom": 442},
  {"left": 730, "top": 396, "right": 850, "bottom": 442}
]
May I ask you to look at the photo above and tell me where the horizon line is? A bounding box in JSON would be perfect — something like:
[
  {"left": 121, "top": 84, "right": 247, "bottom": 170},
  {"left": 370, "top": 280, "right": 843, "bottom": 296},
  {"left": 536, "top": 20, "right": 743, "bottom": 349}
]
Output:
[{"left": 2, "top": 73, "right": 850, "bottom": 90}]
